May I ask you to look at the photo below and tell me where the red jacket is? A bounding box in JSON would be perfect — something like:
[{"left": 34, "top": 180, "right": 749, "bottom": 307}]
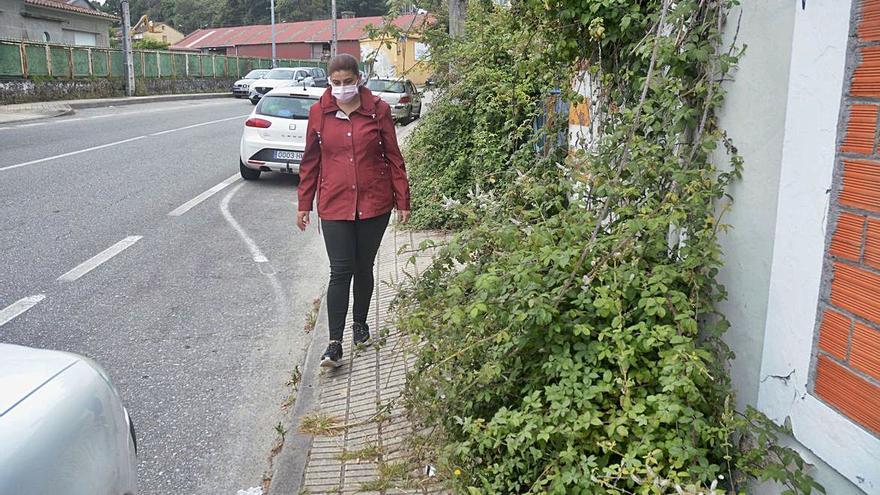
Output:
[{"left": 297, "top": 86, "right": 411, "bottom": 221}]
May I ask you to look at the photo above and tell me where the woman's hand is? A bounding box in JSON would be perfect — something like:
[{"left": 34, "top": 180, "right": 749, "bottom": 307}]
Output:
[
  {"left": 296, "top": 211, "right": 311, "bottom": 231},
  {"left": 397, "top": 210, "right": 410, "bottom": 224}
]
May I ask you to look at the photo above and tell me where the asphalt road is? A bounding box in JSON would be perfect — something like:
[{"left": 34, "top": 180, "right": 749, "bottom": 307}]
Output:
[{"left": 0, "top": 98, "right": 330, "bottom": 494}]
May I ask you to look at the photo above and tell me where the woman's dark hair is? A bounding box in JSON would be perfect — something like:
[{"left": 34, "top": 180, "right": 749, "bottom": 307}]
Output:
[{"left": 327, "top": 53, "right": 359, "bottom": 77}]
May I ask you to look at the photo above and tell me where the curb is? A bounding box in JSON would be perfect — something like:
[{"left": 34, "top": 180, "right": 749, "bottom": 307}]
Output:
[
  {"left": 268, "top": 292, "right": 329, "bottom": 495},
  {"left": 0, "top": 93, "right": 231, "bottom": 125},
  {"left": 0, "top": 107, "right": 73, "bottom": 125},
  {"left": 67, "top": 92, "right": 230, "bottom": 110}
]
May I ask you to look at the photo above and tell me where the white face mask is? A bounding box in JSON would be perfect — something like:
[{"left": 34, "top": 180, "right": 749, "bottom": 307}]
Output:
[{"left": 332, "top": 84, "right": 359, "bottom": 103}]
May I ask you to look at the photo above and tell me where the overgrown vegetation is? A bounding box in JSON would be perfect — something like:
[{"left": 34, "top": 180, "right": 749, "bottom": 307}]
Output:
[
  {"left": 132, "top": 38, "right": 170, "bottom": 50},
  {"left": 396, "top": 0, "right": 825, "bottom": 493}
]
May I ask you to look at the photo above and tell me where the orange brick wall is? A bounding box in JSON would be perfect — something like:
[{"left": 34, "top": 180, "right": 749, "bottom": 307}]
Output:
[{"left": 814, "top": 0, "right": 880, "bottom": 437}]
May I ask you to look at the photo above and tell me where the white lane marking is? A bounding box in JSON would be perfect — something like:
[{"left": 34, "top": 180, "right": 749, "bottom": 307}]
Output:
[
  {"left": 0, "top": 100, "right": 239, "bottom": 131},
  {"left": 1, "top": 113, "right": 248, "bottom": 173},
  {"left": 150, "top": 115, "right": 247, "bottom": 136},
  {"left": 0, "top": 295, "right": 46, "bottom": 327},
  {"left": 58, "top": 236, "right": 142, "bottom": 282},
  {"left": 220, "top": 182, "right": 268, "bottom": 263},
  {"left": 168, "top": 174, "right": 241, "bottom": 217},
  {"left": 218, "top": 183, "right": 289, "bottom": 323},
  {"left": 0, "top": 136, "right": 147, "bottom": 172},
  {"left": 18, "top": 122, "right": 46, "bottom": 127}
]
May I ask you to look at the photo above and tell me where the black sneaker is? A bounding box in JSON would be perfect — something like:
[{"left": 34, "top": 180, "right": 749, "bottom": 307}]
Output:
[
  {"left": 320, "top": 341, "right": 343, "bottom": 368},
  {"left": 352, "top": 322, "right": 371, "bottom": 347}
]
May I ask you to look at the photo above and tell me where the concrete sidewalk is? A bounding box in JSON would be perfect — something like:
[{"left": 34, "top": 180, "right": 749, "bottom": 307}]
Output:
[
  {"left": 270, "top": 226, "right": 449, "bottom": 495},
  {"left": 0, "top": 92, "right": 229, "bottom": 125}
]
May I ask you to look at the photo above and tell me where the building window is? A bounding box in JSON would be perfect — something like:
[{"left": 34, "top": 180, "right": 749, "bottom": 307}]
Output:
[
  {"left": 63, "top": 30, "right": 98, "bottom": 47},
  {"left": 43, "top": 32, "right": 50, "bottom": 42},
  {"left": 311, "top": 43, "right": 326, "bottom": 60}
]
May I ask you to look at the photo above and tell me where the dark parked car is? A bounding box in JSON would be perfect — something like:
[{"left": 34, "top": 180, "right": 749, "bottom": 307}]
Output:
[{"left": 307, "top": 67, "right": 328, "bottom": 87}]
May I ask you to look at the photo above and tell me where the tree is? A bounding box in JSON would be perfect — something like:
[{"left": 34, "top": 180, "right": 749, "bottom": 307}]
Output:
[
  {"left": 168, "top": 0, "right": 220, "bottom": 33},
  {"left": 101, "top": 0, "right": 394, "bottom": 33},
  {"left": 276, "top": 0, "right": 331, "bottom": 22},
  {"left": 98, "top": 0, "right": 122, "bottom": 15}
]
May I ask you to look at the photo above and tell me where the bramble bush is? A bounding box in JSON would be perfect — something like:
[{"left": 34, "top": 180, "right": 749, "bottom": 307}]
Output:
[{"left": 396, "top": 0, "right": 825, "bottom": 493}]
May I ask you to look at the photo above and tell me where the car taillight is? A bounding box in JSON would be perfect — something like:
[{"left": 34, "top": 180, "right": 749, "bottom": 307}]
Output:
[
  {"left": 246, "top": 118, "right": 272, "bottom": 128},
  {"left": 398, "top": 95, "right": 411, "bottom": 104}
]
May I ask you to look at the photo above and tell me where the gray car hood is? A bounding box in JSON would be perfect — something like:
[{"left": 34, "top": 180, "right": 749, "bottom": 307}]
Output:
[{"left": 0, "top": 344, "right": 78, "bottom": 417}]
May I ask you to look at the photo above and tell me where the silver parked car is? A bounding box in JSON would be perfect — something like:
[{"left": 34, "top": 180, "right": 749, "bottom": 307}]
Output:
[
  {"left": 0, "top": 344, "right": 138, "bottom": 495},
  {"left": 250, "top": 67, "right": 319, "bottom": 104},
  {"left": 365, "top": 78, "right": 422, "bottom": 124},
  {"left": 232, "top": 69, "right": 269, "bottom": 98}
]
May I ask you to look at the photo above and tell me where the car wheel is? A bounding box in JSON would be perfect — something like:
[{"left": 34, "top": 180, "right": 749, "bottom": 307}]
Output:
[{"left": 240, "top": 160, "right": 261, "bottom": 180}]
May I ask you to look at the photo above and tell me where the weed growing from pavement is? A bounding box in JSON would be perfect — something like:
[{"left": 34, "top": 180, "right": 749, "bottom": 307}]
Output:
[
  {"left": 394, "top": 0, "right": 825, "bottom": 493},
  {"left": 281, "top": 365, "right": 302, "bottom": 410},
  {"left": 298, "top": 412, "right": 346, "bottom": 436},
  {"left": 303, "top": 296, "right": 321, "bottom": 333},
  {"left": 274, "top": 422, "right": 287, "bottom": 442},
  {"left": 358, "top": 460, "right": 422, "bottom": 492},
  {"left": 335, "top": 443, "right": 384, "bottom": 463}
]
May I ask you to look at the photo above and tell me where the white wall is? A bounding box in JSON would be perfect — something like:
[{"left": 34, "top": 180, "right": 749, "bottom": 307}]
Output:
[
  {"left": 0, "top": 1, "right": 112, "bottom": 47},
  {"left": 758, "top": 2, "right": 879, "bottom": 493},
  {"left": 713, "top": 1, "right": 795, "bottom": 411}
]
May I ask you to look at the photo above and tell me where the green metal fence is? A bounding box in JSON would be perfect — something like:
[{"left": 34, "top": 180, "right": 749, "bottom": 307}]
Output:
[{"left": 0, "top": 40, "right": 322, "bottom": 79}]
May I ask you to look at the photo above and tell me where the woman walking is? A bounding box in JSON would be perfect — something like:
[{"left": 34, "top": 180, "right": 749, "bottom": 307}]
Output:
[{"left": 296, "top": 54, "right": 411, "bottom": 368}]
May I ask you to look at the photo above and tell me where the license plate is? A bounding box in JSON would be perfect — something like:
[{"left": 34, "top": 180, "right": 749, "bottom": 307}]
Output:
[{"left": 273, "top": 150, "right": 303, "bottom": 161}]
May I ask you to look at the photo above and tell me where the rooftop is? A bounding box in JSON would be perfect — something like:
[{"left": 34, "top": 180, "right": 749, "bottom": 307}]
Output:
[
  {"left": 24, "top": 0, "right": 118, "bottom": 20},
  {"left": 171, "top": 13, "right": 429, "bottom": 51}
]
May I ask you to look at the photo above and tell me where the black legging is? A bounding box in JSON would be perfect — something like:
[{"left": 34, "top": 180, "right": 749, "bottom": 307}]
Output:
[{"left": 321, "top": 212, "right": 391, "bottom": 341}]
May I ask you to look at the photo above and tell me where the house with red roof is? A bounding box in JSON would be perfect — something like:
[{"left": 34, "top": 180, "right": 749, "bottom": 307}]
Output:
[
  {"left": 0, "top": 0, "right": 117, "bottom": 47},
  {"left": 171, "top": 13, "right": 433, "bottom": 84}
]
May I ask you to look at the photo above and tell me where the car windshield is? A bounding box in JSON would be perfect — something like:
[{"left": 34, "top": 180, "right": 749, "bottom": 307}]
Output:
[
  {"left": 366, "top": 80, "right": 405, "bottom": 93},
  {"left": 257, "top": 95, "right": 316, "bottom": 119},
  {"left": 244, "top": 70, "right": 268, "bottom": 79},
  {"left": 264, "top": 69, "right": 296, "bottom": 80}
]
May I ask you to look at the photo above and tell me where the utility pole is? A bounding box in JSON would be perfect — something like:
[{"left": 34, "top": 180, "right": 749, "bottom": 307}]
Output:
[
  {"left": 270, "top": 0, "right": 277, "bottom": 67},
  {"left": 330, "top": 0, "right": 337, "bottom": 57},
  {"left": 120, "top": 0, "right": 135, "bottom": 96},
  {"left": 448, "top": 0, "right": 466, "bottom": 37}
]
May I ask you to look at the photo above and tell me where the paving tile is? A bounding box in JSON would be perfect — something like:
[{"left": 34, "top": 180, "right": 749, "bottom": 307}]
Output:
[{"left": 300, "top": 229, "right": 445, "bottom": 494}]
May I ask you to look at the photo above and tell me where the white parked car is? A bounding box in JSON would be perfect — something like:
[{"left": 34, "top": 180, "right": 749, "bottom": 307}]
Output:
[
  {"left": 240, "top": 85, "right": 326, "bottom": 180},
  {"left": 0, "top": 344, "right": 137, "bottom": 495},
  {"left": 232, "top": 69, "right": 269, "bottom": 98},
  {"left": 249, "top": 67, "right": 317, "bottom": 104}
]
